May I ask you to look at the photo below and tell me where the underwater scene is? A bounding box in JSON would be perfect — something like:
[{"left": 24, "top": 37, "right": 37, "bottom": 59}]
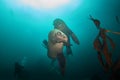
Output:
[{"left": 0, "top": 0, "right": 120, "bottom": 80}]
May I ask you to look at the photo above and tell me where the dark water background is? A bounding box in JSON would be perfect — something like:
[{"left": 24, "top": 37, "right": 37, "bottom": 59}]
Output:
[{"left": 0, "top": 0, "right": 120, "bottom": 80}]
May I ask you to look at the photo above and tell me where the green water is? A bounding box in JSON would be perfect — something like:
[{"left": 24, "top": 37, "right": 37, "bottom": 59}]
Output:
[{"left": 0, "top": 0, "right": 120, "bottom": 80}]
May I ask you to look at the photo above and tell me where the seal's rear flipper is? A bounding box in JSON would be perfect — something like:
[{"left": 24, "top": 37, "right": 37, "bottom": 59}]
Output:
[
  {"left": 57, "top": 53, "right": 66, "bottom": 76},
  {"left": 66, "top": 46, "right": 73, "bottom": 56}
]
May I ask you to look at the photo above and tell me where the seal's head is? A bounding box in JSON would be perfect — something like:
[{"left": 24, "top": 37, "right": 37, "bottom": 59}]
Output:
[{"left": 53, "top": 18, "right": 66, "bottom": 30}]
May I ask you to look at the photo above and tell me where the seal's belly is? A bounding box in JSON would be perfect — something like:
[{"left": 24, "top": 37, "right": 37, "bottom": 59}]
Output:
[{"left": 48, "top": 42, "right": 63, "bottom": 59}]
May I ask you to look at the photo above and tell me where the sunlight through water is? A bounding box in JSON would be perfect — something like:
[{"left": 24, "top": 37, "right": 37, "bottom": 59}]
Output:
[{"left": 5, "top": 0, "right": 82, "bottom": 11}]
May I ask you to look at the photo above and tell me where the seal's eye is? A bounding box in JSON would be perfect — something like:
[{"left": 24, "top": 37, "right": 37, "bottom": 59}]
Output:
[{"left": 57, "top": 32, "right": 62, "bottom": 36}]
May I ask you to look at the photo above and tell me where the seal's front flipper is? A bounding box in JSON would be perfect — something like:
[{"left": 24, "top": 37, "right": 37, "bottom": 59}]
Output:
[
  {"left": 42, "top": 39, "right": 48, "bottom": 49},
  {"left": 70, "top": 33, "right": 80, "bottom": 45}
]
